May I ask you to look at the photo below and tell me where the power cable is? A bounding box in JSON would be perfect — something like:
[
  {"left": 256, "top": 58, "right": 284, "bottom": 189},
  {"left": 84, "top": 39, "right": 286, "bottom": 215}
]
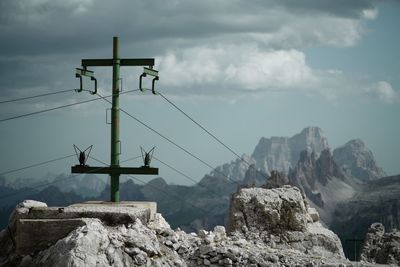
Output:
[
  {"left": 0, "top": 89, "right": 140, "bottom": 123},
  {"left": 89, "top": 156, "right": 212, "bottom": 215},
  {"left": 120, "top": 155, "right": 142, "bottom": 164},
  {"left": 157, "top": 91, "right": 243, "bottom": 160},
  {"left": 156, "top": 90, "right": 269, "bottom": 180},
  {"left": 96, "top": 92, "right": 241, "bottom": 186},
  {"left": 153, "top": 156, "right": 199, "bottom": 185},
  {"left": 0, "top": 154, "right": 75, "bottom": 176},
  {"left": 0, "top": 89, "right": 76, "bottom": 104},
  {"left": 0, "top": 158, "right": 109, "bottom": 201},
  {"left": 0, "top": 155, "right": 140, "bottom": 201},
  {"left": 152, "top": 156, "right": 225, "bottom": 199}
]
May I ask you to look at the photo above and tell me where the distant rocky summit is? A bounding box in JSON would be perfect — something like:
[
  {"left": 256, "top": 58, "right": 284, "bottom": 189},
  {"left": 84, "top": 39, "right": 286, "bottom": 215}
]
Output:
[
  {"left": 333, "top": 139, "right": 386, "bottom": 181},
  {"left": 287, "top": 149, "right": 357, "bottom": 224},
  {"left": 0, "top": 186, "right": 383, "bottom": 267},
  {"left": 252, "top": 127, "right": 329, "bottom": 175}
]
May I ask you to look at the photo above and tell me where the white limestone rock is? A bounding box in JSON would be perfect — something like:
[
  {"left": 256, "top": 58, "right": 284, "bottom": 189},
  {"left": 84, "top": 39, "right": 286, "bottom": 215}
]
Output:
[
  {"left": 228, "top": 186, "right": 345, "bottom": 258},
  {"left": 360, "top": 223, "right": 400, "bottom": 265},
  {"left": 32, "top": 218, "right": 183, "bottom": 267},
  {"left": 148, "top": 213, "right": 171, "bottom": 230}
]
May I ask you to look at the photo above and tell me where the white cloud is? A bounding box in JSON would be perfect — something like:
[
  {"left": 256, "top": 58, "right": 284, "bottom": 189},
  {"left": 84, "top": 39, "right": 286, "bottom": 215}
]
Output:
[
  {"left": 157, "top": 45, "right": 314, "bottom": 92},
  {"left": 362, "top": 8, "right": 378, "bottom": 20},
  {"left": 156, "top": 45, "right": 399, "bottom": 106},
  {"left": 365, "top": 81, "right": 400, "bottom": 104},
  {"left": 250, "top": 15, "right": 364, "bottom": 48}
]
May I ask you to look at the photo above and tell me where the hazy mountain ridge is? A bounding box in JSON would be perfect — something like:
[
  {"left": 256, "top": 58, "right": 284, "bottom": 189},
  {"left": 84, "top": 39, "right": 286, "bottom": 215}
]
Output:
[
  {"left": 3, "top": 174, "right": 106, "bottom": 198},
  {"left": 0, "top": 127, "right": 392, "bottom": 258},
  {"left": 333, "top": 139, "right": 386, "bottom": 181},
  {"left": 252, "top": 127, "right": 330, "bottom": 174},
  {"left": 331, "top": 175, "right": 400, "bottom": 261},
  {"left": 288, "top": 149, "right": 359, "bottom": 224}
]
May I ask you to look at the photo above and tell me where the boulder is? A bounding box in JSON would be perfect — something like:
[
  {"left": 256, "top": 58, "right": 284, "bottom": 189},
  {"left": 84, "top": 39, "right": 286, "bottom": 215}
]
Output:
[
  {"left": 228, "top": 186, "right": 345, "bottom": 258},
  {"left": 360, "top": 223, "right": 400, "bottom": 265}
]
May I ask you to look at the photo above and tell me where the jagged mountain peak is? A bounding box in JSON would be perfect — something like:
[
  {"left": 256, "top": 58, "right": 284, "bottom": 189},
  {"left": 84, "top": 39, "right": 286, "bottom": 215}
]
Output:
[
  {"left": 344, "top": 138, "right": 366, "bottom": 148},
  {"left": 290, "top": 126, "right": 329, "bottom": 156},
  {"left": 146, "top": 177, "right": 168, "bottom": 187},
  {"left": 299, "top": 126, "right": 325, "bottom": 136},
  {"left": 242, "top": 164, "right": 268, "bottom": 187},
  {"left": 333, "top": 139, "right": 386, "bottom": 181},
  {"left": 251, "top": 127, "right": 329, "bottom": 175},
  {"left": 289, "top": 148, "right": 353, "bottom": 217},
  {"left": 210, "top": 154, "right": 255, "bottom": 181}
]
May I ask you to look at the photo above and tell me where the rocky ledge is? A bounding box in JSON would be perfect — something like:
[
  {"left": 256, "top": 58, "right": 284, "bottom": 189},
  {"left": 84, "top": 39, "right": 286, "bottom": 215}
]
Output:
[
  {"left": 360, "top": 223, "right": 400, "bottom": 265},
  {"left": 0, "top": 186, "right": 388, "bottom": 266}
]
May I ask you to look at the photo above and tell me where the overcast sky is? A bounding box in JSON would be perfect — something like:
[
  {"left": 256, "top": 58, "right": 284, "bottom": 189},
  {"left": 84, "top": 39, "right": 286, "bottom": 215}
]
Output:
[{"left": 0, "top": 0, "right": 399, "bottom": 185}]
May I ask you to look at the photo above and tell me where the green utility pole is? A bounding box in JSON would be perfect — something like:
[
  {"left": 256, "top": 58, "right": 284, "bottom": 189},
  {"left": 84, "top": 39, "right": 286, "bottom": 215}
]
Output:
[
  {"left": 111, "top": 37, "right": 121, "bottom": 202},
  {"left": 72, "top": 37, "right": 159, "bottom": 202}
]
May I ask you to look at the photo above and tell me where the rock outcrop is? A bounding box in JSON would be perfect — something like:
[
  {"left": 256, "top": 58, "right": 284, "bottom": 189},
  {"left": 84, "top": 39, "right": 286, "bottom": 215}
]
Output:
[
  {"left": 1, "top": 186, "right": 384, "bottom": 267},
  {"left": 333, "top": 139, "right": 386, "bottom": 181},
  {"left": 228, "top": 186, "right": 345, "bottom": 258},
  {"left": 360, "top": 223, "right": 400, "bottom": 265}
]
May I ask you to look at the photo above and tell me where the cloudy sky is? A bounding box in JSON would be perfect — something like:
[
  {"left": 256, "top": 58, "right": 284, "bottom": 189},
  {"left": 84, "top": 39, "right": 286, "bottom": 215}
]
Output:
[{"left": 0, "top": 0, "right": 399, "bottom": 185}]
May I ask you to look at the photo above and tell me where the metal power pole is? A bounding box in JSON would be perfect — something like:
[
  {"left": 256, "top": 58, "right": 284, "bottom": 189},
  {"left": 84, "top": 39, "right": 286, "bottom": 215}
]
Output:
[
  {"left": 111, "top": 37, "right": 121, "bottom": 202},
  {"left": 72, "top": 37, "right": 159, "bottom": 203}
]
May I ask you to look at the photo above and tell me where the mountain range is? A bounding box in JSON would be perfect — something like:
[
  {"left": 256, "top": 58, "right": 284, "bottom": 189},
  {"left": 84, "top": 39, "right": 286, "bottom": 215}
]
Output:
[{"left": 1, "top": 126, "right": 398, "bottom": 259}]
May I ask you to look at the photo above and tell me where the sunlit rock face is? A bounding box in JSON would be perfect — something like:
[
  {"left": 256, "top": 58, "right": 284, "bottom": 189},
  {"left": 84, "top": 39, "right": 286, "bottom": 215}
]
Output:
[
  {"left": 333, "top": 139, "right": 386, "bottom": 181},
  {"left": 228, "top": 186, "right": 345, "bottom": 259}
]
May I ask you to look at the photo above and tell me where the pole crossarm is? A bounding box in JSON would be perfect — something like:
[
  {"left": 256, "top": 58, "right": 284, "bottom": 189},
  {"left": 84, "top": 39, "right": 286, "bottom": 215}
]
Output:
[
  {"left": 82, "top": 58, "right": 155, "bottom": 67},
  {"left": 71, "top": 165, "right": 158, "bottom": 175}
]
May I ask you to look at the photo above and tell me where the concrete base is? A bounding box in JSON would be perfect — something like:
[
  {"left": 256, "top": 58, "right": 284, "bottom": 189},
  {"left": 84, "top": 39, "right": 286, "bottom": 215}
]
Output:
[
  {"left": 69, "top": 201, "right": 157, "bottom": 220},
  {"left": 16, "top": 219, "right": 87, "bottom": 255},
  {"left": 12, "top": 201, "right": 157, "bottom": 255}
]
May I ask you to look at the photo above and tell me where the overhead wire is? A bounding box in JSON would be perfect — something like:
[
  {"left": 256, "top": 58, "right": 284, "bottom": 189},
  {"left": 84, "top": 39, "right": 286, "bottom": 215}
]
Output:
[
  {"left": 0, "top": 154, "right": 75, "bottom": 176},
  {"left": 0, "top": 89, "right": 141, "bottom": 123},
  {"left": 0, "top": 156, "right": 110, "bottom": 201},
  {"left": 0, "top": 89, "right": 76, "bottom": 104},
  {"left": 0, "top": 154, "right": 143, "bottom": 201},
  {"left": 89, "top": 156, "right": 212, "bottom": 215},
  {"left": 0, "top": 84, "right": 255, "bottom": 203},
  {"left": 156, "top": 91, "right": 243, "bottom": 161},
  {"left": 156, "top": 89, "right": 269, "bottom": 180},
  {"left": 152, "top": 156, "right": 225, "bottom": 199},
  {"left": 96, "top": 92, "right": 242, "bottom": 187}
]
